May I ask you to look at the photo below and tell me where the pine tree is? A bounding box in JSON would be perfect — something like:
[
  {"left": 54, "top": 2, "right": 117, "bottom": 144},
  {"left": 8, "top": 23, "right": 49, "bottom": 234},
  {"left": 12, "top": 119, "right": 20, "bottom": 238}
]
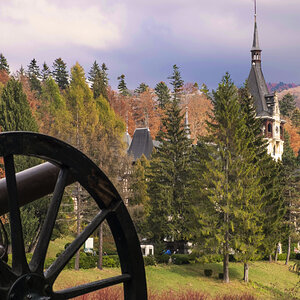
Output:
[
  {"left": 27, "top": 58, "right": 42, "bottom": 93},
  {"left": 52, "top": 58, "right": 69, "bottom": 90},
  {"left": 0, "top": 78, "right": 38, "bottom": 132},
  {"left": 282, "top": 131, "right": 300, "bottom": 264},
  {"left": 117, "top": 74, "right": 129, "bottom": 96},
  {"left": 0, "top": 78, "right": 48, "bottom": 251},
  {"left": 88, "top": 61, "right": 100, "bottom": 84},
  {"left": 0, "top": 54, "right": 9, "bottom": 73},
  {"left": 128, "top": 155, "right": 150, "bottom": 236},
  {"left": 146, "top": 65, "right": 192, "bottom": 242},
  {"left": 89, "top": 62, "right": 109, "bottom": 100},
  {"left": 192, "top": 74, "right": 266, "bottom": 283},
  {"left": 101, "top": 63, "right": 109, "bottom": 87},
  {"left": 41, "top": 62, "right": 51, "bottom": 82},
  {"left": 280, "top": 93, "right": 296, "bottom": 117},
  {"left": 155, "top": 81, "right": 170, "bottom": 109},
  {"left": 135, "top": 83, "right": 149, "bottom": 94}
]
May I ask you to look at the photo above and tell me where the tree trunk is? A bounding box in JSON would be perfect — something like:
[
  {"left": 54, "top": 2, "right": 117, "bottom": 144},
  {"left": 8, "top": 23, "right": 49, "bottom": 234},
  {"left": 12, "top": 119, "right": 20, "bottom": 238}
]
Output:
[
  {"left": 269, "top": 254, "right": 272, "bottom": 263},
  {"left": 75, "top": 182, "right": 81, "bottom": 270},
  {"left": 274, "top": 244, "right": 279, "bottom": 262},
  {"left": 243, "top": 262, "right": 249, "bottom": 283},
  {"left": 97, "top": 223, "right": 103, "bottom": 270},
  {"left": 285, "top": 236, "right": 291, "bottom": 265},
  {"left": 223, "top": 252, "right": 229, "bottom": 283}
]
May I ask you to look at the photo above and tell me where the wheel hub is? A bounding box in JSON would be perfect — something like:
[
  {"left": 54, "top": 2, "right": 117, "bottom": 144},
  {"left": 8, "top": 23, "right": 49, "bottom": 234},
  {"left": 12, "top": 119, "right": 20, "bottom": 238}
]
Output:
[{"left": 8, "top": 274, "right": 52, "bottom": 300}]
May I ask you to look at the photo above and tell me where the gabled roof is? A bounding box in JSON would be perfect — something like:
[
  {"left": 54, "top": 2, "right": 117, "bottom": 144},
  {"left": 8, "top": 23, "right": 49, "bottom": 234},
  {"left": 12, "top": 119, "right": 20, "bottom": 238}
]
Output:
[{"left": 127, "top": 128, "right": 154, "bottom": 161}]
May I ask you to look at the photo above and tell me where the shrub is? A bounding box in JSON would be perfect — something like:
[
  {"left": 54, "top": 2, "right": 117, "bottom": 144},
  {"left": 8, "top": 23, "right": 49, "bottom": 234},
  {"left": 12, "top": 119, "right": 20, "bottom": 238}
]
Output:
[
  {"left": 295, "top": 253, "right": 300, "bottom": 260},
  {"left": 277, "top": 253, "right": 287, "bottom": 261},
  {"left": 156, "top": 254, "right": 170, "bottom": 264},
  {"left": 219, "top": 273, "right": 224, "bottom": 279},
  {"left": 171, "top": 254, "right": 195, "bottom": 265},
  {"left": 200, "top": 254, "right": 223, "bottom": 263},
  {"left": 144, "top": 255, "right": 156, "bottom": 266},
  {"left": 102, "top": 255, "right": 120, "bottom": 268},
  {"left": 204, "top": 269, "right": 213, "bottom": 277}
]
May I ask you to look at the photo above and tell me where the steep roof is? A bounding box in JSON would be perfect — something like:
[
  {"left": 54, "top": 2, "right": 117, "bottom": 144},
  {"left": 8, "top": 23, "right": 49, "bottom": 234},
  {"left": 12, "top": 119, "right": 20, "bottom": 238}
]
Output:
[
  {"left": 248, "top": 65, "right": 272, "bottom": 116},
  {"left": 248, "top": 16, "right": 274, "bottom": 117},
  {"left": 127, "top": 128, "right": 154, "bottom": 161}
]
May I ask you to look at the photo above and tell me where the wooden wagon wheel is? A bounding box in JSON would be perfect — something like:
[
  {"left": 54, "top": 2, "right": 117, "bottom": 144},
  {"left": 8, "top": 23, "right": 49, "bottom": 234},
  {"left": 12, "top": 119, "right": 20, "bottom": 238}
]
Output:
[{"left": 0, "top": 132, "right": 147, "bottom": 300}]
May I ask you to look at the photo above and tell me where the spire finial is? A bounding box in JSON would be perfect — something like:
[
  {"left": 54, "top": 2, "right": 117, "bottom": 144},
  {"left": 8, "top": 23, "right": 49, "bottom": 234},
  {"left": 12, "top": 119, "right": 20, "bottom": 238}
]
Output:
[{"left": 254, "top": 0, "right": 257, "bottom": 20}]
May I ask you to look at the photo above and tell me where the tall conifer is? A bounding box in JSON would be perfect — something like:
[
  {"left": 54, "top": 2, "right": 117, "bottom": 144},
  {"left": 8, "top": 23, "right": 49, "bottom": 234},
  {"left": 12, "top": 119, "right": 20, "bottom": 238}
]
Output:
[
  {"left": 155, "top": 81, "right": 170, "bottom": 109},
  {"left": 52, "top": 58, "right": 69, "bottom": 90},
  {"left": 147, "top": 65, "right": 192, "bottom": 242},
  {"left": 0, "top": 54, "right": 9, "bottom": 73}
]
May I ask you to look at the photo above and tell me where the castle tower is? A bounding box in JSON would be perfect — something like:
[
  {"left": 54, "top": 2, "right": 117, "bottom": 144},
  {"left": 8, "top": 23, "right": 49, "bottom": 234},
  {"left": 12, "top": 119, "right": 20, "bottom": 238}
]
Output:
[{"left": 247, "top": 1, "right": 285, "bottom": 160}]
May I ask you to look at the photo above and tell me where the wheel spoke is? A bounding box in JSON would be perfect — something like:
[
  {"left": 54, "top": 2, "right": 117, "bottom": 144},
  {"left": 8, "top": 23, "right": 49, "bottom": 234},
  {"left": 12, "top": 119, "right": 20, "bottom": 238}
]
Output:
[
  {"left": 30, "top": 167, "right": 69, "bottom": 273},
  {"left": 53, "top": 274, "right": 130, "bottom": 299},
  {"left": 45, "top": 208, "right": 111, "bottom": 283},
  {"left": 3, "top": 155, "right": 29, "bottom": 275},
  {"left": 0, "top": 259, "right": 17, "bottom": 285}
]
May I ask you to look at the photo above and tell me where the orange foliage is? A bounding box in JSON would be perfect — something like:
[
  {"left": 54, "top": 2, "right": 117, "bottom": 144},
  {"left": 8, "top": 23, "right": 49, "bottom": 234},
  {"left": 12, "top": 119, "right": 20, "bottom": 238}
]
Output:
[
  {"left": 108, "top": 88, "right": 161, "bottom": 139},
  {"left": 184, "top": 92, "right": 212, "bottom": 143},
  {"left": 284, "top": 119, "right": 300, "bottom": 155},
  {"left": 18, "top": 74, "right": 40, "bottom": 115},
  {"left": 0, "top": 70, "right": 9, "bottom": 85}
]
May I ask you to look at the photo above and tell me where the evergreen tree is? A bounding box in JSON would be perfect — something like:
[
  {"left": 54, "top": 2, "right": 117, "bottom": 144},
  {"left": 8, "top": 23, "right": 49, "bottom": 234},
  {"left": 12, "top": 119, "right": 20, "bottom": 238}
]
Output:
[
  {"left": 191, "top": 75, "right": 266, "bottom": 283},
  {"left": 117, "top": 74, "right": 129, "bottom": 96},
  {"left": 280, "top": 93, "right": 296, "bottom": 117},
  {"left": 0, "top": 78, "right": 38, "bottom": 132},
  {"left": 155, "top": 81, "right": 170, "bottom": 109},
  {"left": 27, "top": 58, "right": 42, "bottom": 93},
  {"left": 0, "top": 54, "right": 9, "bottom": 73},
  {"left": 101, "top": 63, "right": 109, "bottom": 87},
  {"left": 88, "top": 61, "right": 100, "bottom": 84},
  {"left": 89, "top": 62, "right": 109, "bottom": 100},
  {"left": 130, "top": 155, "right": 150, "bottom": 206},
  {"left": 128, "top": 155, "right": 150, "bottom": 236},
  {"left": 146, "top": 65, "right": 192, "bottom": 242},
  {"left": 0, "top": 78, "right": 48, "bottom": 251},
  {"left": 52, "top": 58, "right": 69, "bottom": 90},
  {"left": 41, "top": 62, "right": 51, "bottom": 82},
  {"left": 200, "top": 83, "right": 212, "bottom": 100},
  {"left": 291, "top": 108, "right": 300, "bottom": 128},
  {"left": 282, "top": 131, "right": 300, "bottom": 264},
  {"left": 135, "top": 83, "right": 149, "bottom": 94}
]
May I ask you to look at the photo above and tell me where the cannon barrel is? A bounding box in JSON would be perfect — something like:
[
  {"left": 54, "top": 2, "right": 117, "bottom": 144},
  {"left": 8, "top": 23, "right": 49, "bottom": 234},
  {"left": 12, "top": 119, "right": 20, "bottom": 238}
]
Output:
[{"left": 0, "top": 162, "right": 75, "bottom": 216}]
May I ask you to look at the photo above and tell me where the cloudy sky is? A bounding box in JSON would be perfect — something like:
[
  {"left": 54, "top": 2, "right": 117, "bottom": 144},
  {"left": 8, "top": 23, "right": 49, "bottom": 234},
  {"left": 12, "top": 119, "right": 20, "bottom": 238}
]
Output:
[{"left": 1, "top": 0, "right": 300, "bottom": 90}]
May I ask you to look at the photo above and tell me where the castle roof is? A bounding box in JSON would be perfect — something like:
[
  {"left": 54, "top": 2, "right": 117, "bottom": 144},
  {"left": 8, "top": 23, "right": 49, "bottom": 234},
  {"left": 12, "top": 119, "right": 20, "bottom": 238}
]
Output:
[
  {"left": 127, "top": 128, "right": 154, "bottom": 161},
  {"left": 248, "top": 12, "right": 275, "bottom": 117}
]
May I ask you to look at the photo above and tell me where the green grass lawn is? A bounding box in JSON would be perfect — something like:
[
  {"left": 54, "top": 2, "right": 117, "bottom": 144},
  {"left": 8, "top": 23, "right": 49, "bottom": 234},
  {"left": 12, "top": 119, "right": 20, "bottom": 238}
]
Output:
[
  {"left": 52, "top": 261, "right": 299, "bottom": 299},
  {"left": 47, "top": 238, "right": 299, "bottom": 299}
]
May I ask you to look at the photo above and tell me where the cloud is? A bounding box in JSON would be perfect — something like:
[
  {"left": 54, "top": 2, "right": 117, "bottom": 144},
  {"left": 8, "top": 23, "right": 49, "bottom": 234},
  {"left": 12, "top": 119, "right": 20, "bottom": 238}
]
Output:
[{"left": 0, "top": 0, "right": 126, "bottom": 51}]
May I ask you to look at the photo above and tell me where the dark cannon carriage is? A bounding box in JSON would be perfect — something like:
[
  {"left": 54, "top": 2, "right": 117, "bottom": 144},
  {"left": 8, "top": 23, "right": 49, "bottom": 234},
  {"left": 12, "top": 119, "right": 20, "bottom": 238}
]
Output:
[{"left": 0, "top": 131, "right": 147, "bottom": 299}]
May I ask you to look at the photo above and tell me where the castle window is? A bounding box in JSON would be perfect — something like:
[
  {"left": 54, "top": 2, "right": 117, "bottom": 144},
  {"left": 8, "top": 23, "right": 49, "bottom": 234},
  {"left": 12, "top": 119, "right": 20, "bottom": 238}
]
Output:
[
  {"left": 273, "top": 146, "right": 276, "bottom": 156},
  {"left": 268, "top": 123, "right": 272, "bottom": 133}
]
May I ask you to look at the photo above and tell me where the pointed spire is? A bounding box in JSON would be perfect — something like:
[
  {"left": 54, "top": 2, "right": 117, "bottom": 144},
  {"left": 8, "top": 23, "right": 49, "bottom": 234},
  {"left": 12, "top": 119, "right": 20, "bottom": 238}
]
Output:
[
  {"left": 252, "top": 1, "right": 260, "bottom": 51},
  {"left": 184, "top": 106, "right": 191, "bottom": 139},
  {"left": 251, "top": 0, "right": 262, "bottom": 64}
]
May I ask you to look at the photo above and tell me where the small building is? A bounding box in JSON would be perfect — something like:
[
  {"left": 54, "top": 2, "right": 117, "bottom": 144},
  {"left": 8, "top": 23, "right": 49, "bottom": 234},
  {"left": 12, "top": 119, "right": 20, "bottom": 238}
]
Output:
[{"left": 140, "top": 244, "right": 154, "bottom": 256}]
